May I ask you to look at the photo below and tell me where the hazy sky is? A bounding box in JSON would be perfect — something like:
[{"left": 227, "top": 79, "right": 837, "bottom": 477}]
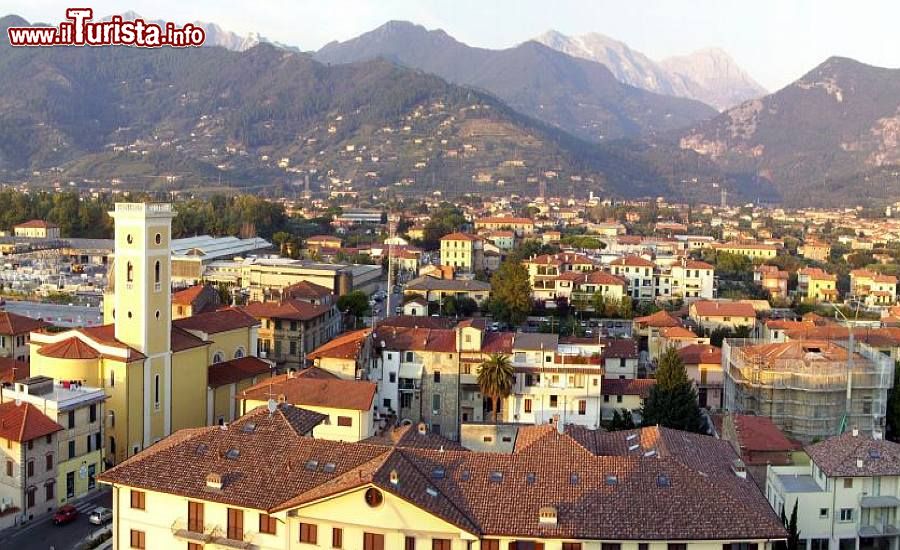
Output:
[{"left": 7, "top": 0, "right": 900, "bottom": 91}]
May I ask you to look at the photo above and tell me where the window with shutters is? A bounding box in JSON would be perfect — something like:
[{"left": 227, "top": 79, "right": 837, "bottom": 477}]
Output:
[
  {"left": 130, "top": 490, "right": 145, "bottom": 510},
  {"left": 481, "top": 541, "right": 499, "bottom": 550},
  {"left": 26, "top": 459, "right": 33, "bottom": 478},
  {"left": 299, "top": 523, "right": 317, "bottom": 544},
  {"left": 227, "top": 508, "right": 244, "bottom": 541},
  {"left": 433, "top": 540, "right": 451, "bottom": 550},
  {"left": 188, "top": 501, "right": 204, "bottom": 533},
  {"left": 337, "top": 416, "right": 353, "bottom": 427},
  {"left": 668, "top": 545, "right": 688, "bottom": 550},
  {"left": 524, "top": 399, "right": 532, "bottom": 413},
  {"left": 364, "top": 532, "right": 385, "bottom": 550},
  {"left": 332, "top": 527, "right": 343, "bottom": 548},
  {"left": 26, "top": 487, "right": 35, "bottom": 508},
  {"left": 130, "top": 529, "right": 145, "bottom": 549},
  {"left": 601, "top": 544, "right": 619, "bottom": 550},
  {"left": 45, "top": 481, "right": 55, "bottom": 501},
  {"left": 189, "top": 544, "right": 202, "bottom": 550},
  {"left": 578, "top": 400, "right": 587, "bottom": 415},
  {"left": 259, "top": 513, "right": 276, "bottom": 535},
  {"left": 405, "top": 536, "right": 416, "bottom": 550}
]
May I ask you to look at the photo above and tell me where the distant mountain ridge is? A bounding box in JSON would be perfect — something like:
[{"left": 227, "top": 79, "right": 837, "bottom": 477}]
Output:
[
  {"left": 675, "top": 56, "right": 900, "bottom": 205},
  {"left": 534, "top": 30, "right": 766, "bottom": 110},
  {"left": 314, "top": 21, "right": 717, "bottom": 142}
]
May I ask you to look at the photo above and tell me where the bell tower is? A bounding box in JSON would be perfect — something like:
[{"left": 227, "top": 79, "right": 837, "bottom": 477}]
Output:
[
  {"left": 108, "top": 203, "right": 176, "bottom": 447},
  {"left": 108, "top": 203, "right": 175, "bottom": 355}
]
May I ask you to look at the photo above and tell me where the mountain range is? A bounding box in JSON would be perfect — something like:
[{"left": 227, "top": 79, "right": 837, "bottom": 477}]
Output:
[
  {"left": 677, "top": 56, "right": 900, "bottom": 205},
  {"left": 2, "top": 14, "right": 691, "bottom": 199},
  {"left": 314, "top": 21, "right": 717, "bottom": 143},
  {"left": 1, "top": 14, "right": 899, "bottom": 206},
  {"left": 534, "top": 30, "right": 766, "bottom": 111}
]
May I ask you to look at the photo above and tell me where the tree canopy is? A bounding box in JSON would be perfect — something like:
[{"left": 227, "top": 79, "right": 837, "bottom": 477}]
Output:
[
  {"left": 642, "top": 346, "right": 706, "bottom": 433},
  {"left": 489, "top": 259, "right": 532, "bottom": 325}
]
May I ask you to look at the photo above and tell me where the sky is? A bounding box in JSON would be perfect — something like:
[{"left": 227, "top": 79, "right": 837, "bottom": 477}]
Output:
[{"left": 6, "top": 0, "right": 900, "bottom": 91}]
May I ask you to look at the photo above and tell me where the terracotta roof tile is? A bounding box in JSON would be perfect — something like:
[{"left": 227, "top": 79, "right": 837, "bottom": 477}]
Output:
[
  {"left": 37, "top": 337, "right": 100, "bottom": 360},
  {"left": 601, "top": 378, "right": 655, "bottom": 398},
  {"left": 0, "top": 311, "right": 50, "bottom": 335},
  {"left": 173, "top": 307, "right": 260, "bottom": 335},
  {"left": 0, "top": 401, "right": 63, "bottom": 442},
  {"left": 207, "top": 356, "right": 273, "bottom": 388},
  {"left": 806, "top": 432, "right": 900, "bottom": 477},
  {"left": 308, "top": 329, "right": 370, "bottom": 361},
  {"left": 239, "top": 373, "right": 376, "bottom": 411},
  {"left": 677, "top": 344, "right": 722, "bottom": 365}
]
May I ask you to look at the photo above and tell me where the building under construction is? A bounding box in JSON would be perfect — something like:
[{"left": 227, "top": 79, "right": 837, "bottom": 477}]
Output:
[{"left": 723, "top": 338, "right": 894, "bottom": 442}]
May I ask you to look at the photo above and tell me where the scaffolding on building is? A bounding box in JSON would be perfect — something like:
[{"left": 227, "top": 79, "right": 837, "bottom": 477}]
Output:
[{"left": 722, "top": 338, "right": 894, "bottom": 443}]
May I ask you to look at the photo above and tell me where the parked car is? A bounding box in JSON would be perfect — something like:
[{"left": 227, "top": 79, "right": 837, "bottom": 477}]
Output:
[
  {"left": 89, "top": 507, "right": 113, "bottom": 525},
  {"left": 53, "top": 504, "right": 79, "bottom": 525}
]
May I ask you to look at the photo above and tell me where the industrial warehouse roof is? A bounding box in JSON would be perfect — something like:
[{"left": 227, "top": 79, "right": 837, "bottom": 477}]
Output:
[{"left": 171, "top": 235, "right": 273, "bottom": 261}]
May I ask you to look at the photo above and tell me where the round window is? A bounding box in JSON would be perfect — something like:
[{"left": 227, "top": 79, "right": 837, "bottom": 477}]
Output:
[
  {"left": 364, "top": 487, "right": 383, "bottom": 508},
  {"left": 155, "top": 233, "right": 162, "bottom": 245}
]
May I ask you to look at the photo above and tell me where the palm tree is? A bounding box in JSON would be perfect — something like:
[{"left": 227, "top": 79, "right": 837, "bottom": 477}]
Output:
[{"left": 477, "top": 353, "right": 515, "bottom": 423}]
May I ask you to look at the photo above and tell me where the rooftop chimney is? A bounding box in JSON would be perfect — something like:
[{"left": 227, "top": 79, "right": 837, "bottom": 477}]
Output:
[
  {"left": 852, "top": 427, "right": 860, "bottom": 437},
  {"left": 206, "top": 472, "right": 223, "bottom": 490},
  {"left": 857, "top": 458, "right": 864, "bottom": 469}
]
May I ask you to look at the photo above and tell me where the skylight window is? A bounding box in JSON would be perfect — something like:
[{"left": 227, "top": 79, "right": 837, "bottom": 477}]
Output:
[
  {"left": 489, "top": 471, "right": 503, "bottom": 483},
  {"left": 241, "top": 422, "right": 257, "bottom": 433},
  {"left": 323, "top": 462, "right": 336, "bottom": 473},
  {"left": 605, "top": 475, "right": 618, "bottom": 485},
  {"left": 432, "top": 467, "right": 445, "bottom": 480},
  {"left": 425, "top": 486, "right": 438, "bottom": 497},
  {"left": 526, "top": 472, "right": 536, "bottom": 485},
  {"left": 569, "top": 472, "right": 580, "bottom": 485},
  {"left": 460, "top": 470, "right": 471, "bottom": 481},
  {"left": 196, "top": 443, "right": 208, "bottom": 455},
  {"left": 224, "top": 448, "right": 240, "bottom": 460},
  {"left": 305, "top": 460, "right": 319, "bottom": 471},
  {"left": 657, "top": 474, "right": 671, "bottom": 488}
]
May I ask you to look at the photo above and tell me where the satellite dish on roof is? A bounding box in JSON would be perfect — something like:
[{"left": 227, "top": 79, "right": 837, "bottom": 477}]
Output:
[{"left": 267, "top": 399, "right": 278, "bottom": 414}]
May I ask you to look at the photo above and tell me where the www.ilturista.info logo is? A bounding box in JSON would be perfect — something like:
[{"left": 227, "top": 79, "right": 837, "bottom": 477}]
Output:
[{"left": 7, "top": 8, "right": 206, "bottom": 47}]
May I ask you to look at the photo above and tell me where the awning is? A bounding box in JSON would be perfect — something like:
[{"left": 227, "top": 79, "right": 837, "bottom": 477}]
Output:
[{"left": 399, "top": 363, "right": 424, "bottom": 379}]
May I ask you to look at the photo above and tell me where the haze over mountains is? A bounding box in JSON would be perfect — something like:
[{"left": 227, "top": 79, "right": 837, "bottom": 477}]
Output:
[
  {"left": 534, "top": 30, "right": 767, "bottom": 111},
  {"left": 315, "top": 21, "right": 717, "bottom": 143},
  {"left": 1, "top": 13, "right": 899, "bottom": 206}
]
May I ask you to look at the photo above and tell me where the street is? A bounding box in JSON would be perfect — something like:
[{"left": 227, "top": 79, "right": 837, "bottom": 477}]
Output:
[{"left": 0, "top": 490, "right": 112, "bottom": 550}]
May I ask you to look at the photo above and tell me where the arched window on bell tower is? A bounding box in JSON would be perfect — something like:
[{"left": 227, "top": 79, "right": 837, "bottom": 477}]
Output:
[
  {"left": 126, "top": 261, "right": 134, "bottom": 283},
  {"left": 154, "top": 260, "right": 161, "bottom": 290}
]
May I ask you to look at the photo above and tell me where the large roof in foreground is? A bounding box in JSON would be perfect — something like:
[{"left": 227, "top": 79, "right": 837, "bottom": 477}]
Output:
[{"left": 101, "top": 407, "right": 785, "bottom": 541}]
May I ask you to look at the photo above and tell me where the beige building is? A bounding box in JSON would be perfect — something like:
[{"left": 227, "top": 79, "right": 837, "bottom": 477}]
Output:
[
  {"left": 0, "top": 312, "right": 49, "bottom": 363},
  {"left": 850, "top": 269, "right": 897, "bottom": 307},
  {"left": 439, "top": 232, "right": 485, "bottom": 273},
  {"left": 712, "top": 242, "right": 779, "bottom": 260},
  {"left": 13, "top": 220, "right": 60, "bottom": 239},
  {"left": 240, "top": 299, "right": 342, "bottom": 370},
  {"left": 0, "top": 400, "right": 62, "bottom": 528},
  {"left": 99, "top": 408, "right": 786, "bottom": 550},
  {"left": 689, "top": 300, "right": 756, "bottom": 332},
  {"left": 797, "top": 268, "right": 838, "bottom": 303}
]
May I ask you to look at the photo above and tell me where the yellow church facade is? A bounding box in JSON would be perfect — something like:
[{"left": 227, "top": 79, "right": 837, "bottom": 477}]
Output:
[{"left": 28, "top": 203, "right": 269, "bottom": 465}]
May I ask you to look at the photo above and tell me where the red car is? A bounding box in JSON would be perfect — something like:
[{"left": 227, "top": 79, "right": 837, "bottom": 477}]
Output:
[{"left": 52, "top": 504, "right": 78, "bottom": 525}]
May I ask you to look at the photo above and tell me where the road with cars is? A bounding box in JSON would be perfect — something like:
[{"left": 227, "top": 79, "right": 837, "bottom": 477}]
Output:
[{"left": 0, "top": 490, "right": 112, "bottom": 550}]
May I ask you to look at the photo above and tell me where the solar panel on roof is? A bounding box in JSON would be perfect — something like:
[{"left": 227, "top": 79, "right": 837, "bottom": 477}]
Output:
[{"left": 489, "top": 471, "right": 503, "bottom": 483}]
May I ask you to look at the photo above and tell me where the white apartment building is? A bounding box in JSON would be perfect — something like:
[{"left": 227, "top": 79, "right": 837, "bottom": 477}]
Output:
[{"left": 766, "top": 431, "right": 900, "bottom": 550}]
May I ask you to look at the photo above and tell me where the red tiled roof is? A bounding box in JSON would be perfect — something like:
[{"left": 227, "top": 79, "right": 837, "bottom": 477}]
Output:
[
  {"left": 13, "top": 219, "right": 57, "bottom": 229},
  {"left": 634, "top": 309, "right": 681, "bottom": 328},
  {"left": 661, "top": 326, "right": 698, "bottom": 339},
  {"left": 241, "top": 300, "right": 333, "bottom": 322},
  {"left": 0, "top": 401, "right": 63, "bottom": 442},
  {"left": 38, "top": 337, "right": 101, "bottom": 360},
  {"left": 732, "top": 414, "right": 800, "bottom": 453},
  {"left": 582, "top": 270, "right": 626, "bottom": 286},
  {"left": 0, "top": 311, "right": 50, "bottom": 335},
  {"left": 600, "top": 338, "right": 639, "bottom": 359},
  {"left": 476, "top": 217, "right": 534, "bottom": 225},
  {"left": 376, "top": 326, "right": 457, "bottom": 352},
  {"left": 806, "top": 432, "right": 900, "bottom": 477},
  {"left": 677, "top": 344, "right": 722, "bottom": 365},
  {"left": 610, "top": 255, "right": 655, "bottom": 267},
  {"left": 99, "top": 417, "right": 785, "bottom": 541},
  {"left": 601, "top": 378, "right": 655, "bottom": 398},
  {"left": 239, "top": 373, "right": 376, "bottom": 411},
  {"left": 171, "top": 326, "right": 209, "bottom": 353},
  {"left": 691, "top": 300, "right": 756, "bottom": 318},
  {"left": 208, "top": 356, "right": 273, "bottom": 388},
  {"left": 440, "top": 232, "right": 480, "bottom": 242},
  {"left": 0, "top": 357, "right": 28, "bottom": 384},
  {"left": 75, "top": 325, "right": 145, "bottom": 362},
  {"left": 481, "top": 332, "right": 515, "bottom": 354},
  {"left": 282, "top": 280, "right": 334, "bottom": 300},
  {"left": 308, "top": 329, "right": 370, "bottom": 361},
  {"left": 174, "top": 307, "right": 260, "bottom": 335},
  {"left": 172, "top": 285, "right": 207, "bottom": 305}
]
